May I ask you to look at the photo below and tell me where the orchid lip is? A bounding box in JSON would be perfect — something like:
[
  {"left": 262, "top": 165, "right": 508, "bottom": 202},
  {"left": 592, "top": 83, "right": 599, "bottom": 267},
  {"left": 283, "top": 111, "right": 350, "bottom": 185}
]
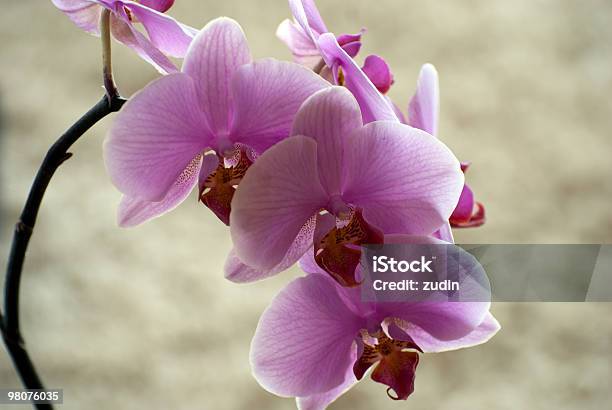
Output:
[
  {"left": 314, "top": 208, "right": 384, "bottom": 287},
  {"left": 199, "top": 148, "right": 253, "bottom": 225},
  {"left": 353, "top": 329, "right": 421, "bottom": 401}
]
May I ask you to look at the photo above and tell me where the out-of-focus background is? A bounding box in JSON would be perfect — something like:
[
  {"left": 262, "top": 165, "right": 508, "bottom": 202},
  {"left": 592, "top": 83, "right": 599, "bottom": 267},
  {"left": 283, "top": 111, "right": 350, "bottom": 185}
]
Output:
[{"left": 1, "top": 0, "right": 611, "bottom": 409}]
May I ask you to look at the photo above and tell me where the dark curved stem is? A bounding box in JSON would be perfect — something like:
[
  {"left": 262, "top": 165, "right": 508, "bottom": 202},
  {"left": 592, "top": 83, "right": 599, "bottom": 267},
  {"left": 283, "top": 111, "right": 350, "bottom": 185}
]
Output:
[{"left": 1, "top": 94, "right": 126, "bottom": 410}]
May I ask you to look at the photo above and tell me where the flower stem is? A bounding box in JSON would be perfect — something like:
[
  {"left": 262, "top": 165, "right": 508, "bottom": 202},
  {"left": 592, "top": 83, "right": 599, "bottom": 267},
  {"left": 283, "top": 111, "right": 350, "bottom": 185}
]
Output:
[
  {"left": 1, "top": 94, "right": 126, "bottom": 410},
  {"left": 100, "top": 9, "right": 118, "bottom": 102}
]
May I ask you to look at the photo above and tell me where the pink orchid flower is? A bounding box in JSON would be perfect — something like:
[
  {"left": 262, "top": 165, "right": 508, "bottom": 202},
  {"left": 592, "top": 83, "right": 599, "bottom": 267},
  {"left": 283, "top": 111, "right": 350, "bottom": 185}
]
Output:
[
  {"left": 51, "top": 0, "right": 197, "bottom": 74},
  {"left": 277, "top": 0, "right": 395, "bottom": 94},
  {"left": 229, "top": 86, "right": 464, "bottom": 285},
  {"left": 276, "top": 0, "right": 362, "bottom": 69},
  {"left": 250, "top": 235, "right": 500, "bottom": 408},
  {"left": 409, "top": 64, "right": 486, "bottom": 229},
  {"left": 104, "top": 18, "right": 330, "bottom": 227}
]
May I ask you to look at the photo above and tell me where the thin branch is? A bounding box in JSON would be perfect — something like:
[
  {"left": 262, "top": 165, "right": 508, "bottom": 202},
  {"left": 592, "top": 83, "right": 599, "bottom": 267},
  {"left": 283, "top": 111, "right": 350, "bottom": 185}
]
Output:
[
  {"left": 1, "top": 94, "right": 126, "bottom": 410},
  {"left": 100, "top": 9, "right": 118, "bottom": 102}
]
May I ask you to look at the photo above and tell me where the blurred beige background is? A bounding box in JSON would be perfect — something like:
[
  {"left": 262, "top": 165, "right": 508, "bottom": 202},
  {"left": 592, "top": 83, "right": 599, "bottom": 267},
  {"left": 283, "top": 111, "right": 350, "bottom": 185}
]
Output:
[{"left": 1, "top": 0, "right": 611, "bottom": 409}]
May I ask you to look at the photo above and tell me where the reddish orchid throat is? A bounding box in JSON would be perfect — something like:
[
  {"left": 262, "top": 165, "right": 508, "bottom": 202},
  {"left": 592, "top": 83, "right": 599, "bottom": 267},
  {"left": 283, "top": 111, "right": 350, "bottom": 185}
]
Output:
[
  {"left": 354, "top": 329, "right": 421, "bottom": 401},
  {"left": 315, "top": 209, "right": 383, "bottom": 287},
  {"left": 199, "top": 149, "right": 252, "bottom": 225}
]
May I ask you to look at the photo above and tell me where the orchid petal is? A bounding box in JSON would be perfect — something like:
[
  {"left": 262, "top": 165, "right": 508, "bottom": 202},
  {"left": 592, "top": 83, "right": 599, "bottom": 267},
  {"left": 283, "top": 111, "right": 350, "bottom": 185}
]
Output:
[
  {"left": 230, "top": 59, "right": 330, "bottom": 154},
  {"left": 378, "top": 301, "right": 492, "bottom": 345},
  {"left": 231, "top": 136, "right": 329, "bottom": 271},
  {"left": 361, "top": 55, "right": 394, "bottom": 94},
  {"left": 224, "top": 253, "right": 277, "bottom": 283},
  {"left": 295, "top": 0, "right": 328, "bottom": 34},
  {"left": 371, "top": 234, "right": 491, "bottom": 338},
  {"left": 52, "top": 0, "right": 102, "bottom": 34},
  {"left": 110, "top": 15, "right": 178, "bottom": 74},
  {"left": 408, "top": 63, "right": 439, "bottom": 136},
  {"left": 452, "top": 202, "right": 486, "bottom": 228},
  {"left": 225, "top": 215, "right": 315, "bottom": 283},
  {"left": 137, "top": 0, "right": 174, "bottom": 12},
  {"left": 182, "top": 17, "right": 252, "bottom": 136},
  {"left": 296, "top": 353, "right": 358, "bottom": 410},
  {"left": 104, "top": 73, "right": 210, "bottom": 201},
  {"left": 339, "top": 41, "right": 361, "bottom": 60},
  {"left": 450, "top": 183, "right": 475, "bottom": 223},
  {"left": 317, "top": 33, "right": 398, "bottom": 123},
  {"left": 389, "top": 98, "right": 407, "bottom": 124},
  {"left": 433, "top": 221, "right": 455, "bottom": 243},
  {"left": 298, "top": 247, "right": 320, "bottom": 275},
  {"left": 52, "top": 0, "right": 96, "bottom": 10},
  {"left": 291, "top": 87, "right": 362, "bottom": 195},
  {"left": 341, "top": 122, "right": 464, "bottom": 235},
  {"left": 401, "top": 312, "right": 500, "bottom": 353},
  {"left": 276, "top": 19, "right": 321, "bottom": 68},
  {"left": 250, "top": 273, "right": 362, "bottom": 397},
  {"left": 117, "top": 155, "right": 203, "bottom": 227},
  {"left": 337, "top": 32, "right": 363, "bottom": 58},
  {"left": 382, "top": 234, "right": 447, "bottom": 245},
  {"left": 224, "top": 249, "right": 277, "bottom": 283},
  {"left": 125, "top": 2, "right": 196, "bottom": 57},
  {"left": 288, "top": 0, "right": 319, "bottom": 43}
]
